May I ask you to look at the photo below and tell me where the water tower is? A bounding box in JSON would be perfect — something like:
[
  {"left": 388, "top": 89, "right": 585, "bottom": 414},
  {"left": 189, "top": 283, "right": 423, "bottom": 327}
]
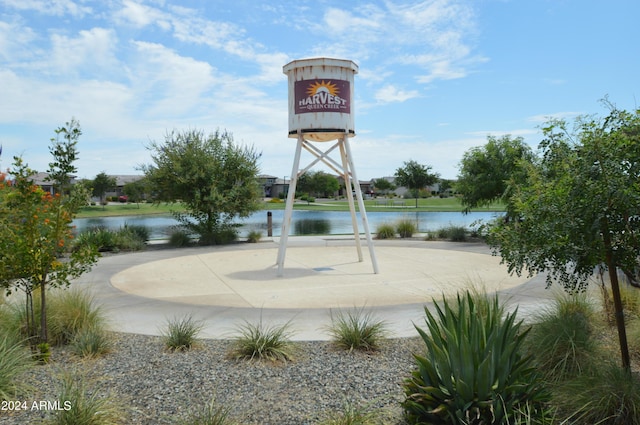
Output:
[{"left": 276, "top": 57, "right": 379, "bottom": 275}]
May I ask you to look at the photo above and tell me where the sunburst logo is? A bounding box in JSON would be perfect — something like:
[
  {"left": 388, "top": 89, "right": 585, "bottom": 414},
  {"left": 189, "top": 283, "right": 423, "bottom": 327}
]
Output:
[{"left": 306, "top": 80, "right": 339, "bottom": 97}]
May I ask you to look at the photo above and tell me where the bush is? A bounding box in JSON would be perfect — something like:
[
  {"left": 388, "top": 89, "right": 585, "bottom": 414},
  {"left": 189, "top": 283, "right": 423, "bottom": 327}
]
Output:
[
  {"left": 396, "top": 219, "right": 416, "bottom": 238},
  {"left": 524, "top": 292, "right": 598, "bottom": 384},
  {"left": 375, "top": 223, "right": 395, "bottom": 239},
  {"left": 326, "top": 307, "right": 388, "bottom": 352},
  {"left": 230, "top": 319, "right": 296, "bottom": 362},
  {"left": 74, "top": 225, "right": 148, "bottom": 252},
  {"left": 246, "top": 230, "right": 262, "bottom": 243},
  {"left": 0, "top": 335, "right": 32, "bottom": 401},
  {"left": 51, "top": 372, "right": 125, "bottom": 425},
  {"left": 161, "top": 315, "right": 203, "bottom": 352},
  {"left": 434, "top": 225, "right": 468, "bottom": 242},
  {"left": 402, "top": 291, "right": 548, "bottom": 425},
  {"left": 169, "top": 229, "right": 193, "bottom": 247}
]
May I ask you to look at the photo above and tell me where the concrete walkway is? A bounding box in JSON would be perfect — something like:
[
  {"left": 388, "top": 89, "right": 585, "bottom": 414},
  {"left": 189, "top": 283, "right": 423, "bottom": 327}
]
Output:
[{"left": 74, "top": 237, "right": 554, "bottom": 341}]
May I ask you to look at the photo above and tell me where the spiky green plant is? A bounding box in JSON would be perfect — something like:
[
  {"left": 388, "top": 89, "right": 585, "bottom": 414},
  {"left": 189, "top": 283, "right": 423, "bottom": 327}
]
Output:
[
  {"left": 246, "top": 230, "right": 262, "bottom": 243},
  {"left": 0, "top": 335, "right": 32, "bottom": 401},
  {"left": 326, "top": 307, "right": 388, "bottom": 352},
  {"left": 230, "top": 319, "right": 296, "bottom": 362},
  {"left": 161, "top": 315, "right": 203, "bottom": 352},
  {"left": 402, "top": 291, "right": 549, "bottom": 425}
]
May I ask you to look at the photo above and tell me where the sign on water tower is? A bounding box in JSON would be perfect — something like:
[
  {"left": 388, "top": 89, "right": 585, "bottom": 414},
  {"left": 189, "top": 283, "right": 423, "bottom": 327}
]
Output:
[
  {"left": 284, "top": 58, "right": 358, "bottom": 142},
  {"left": 277, "top": 57, "right": 378, "bottom": 276}
]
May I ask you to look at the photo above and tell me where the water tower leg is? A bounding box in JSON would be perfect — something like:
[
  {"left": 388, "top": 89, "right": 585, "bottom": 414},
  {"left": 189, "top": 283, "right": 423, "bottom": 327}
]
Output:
[
  {"left": 276, "top": 135, "right": 303, "bottom": 276},
  {"left": 338, "top": 137, "right": 363, "bottom": 262},
  {"left": 343, "top": 137, "right": 379, "bottom": 274}
]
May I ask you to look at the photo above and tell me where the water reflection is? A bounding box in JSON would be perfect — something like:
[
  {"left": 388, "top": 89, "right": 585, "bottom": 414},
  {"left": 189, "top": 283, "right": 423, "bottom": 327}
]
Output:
[
  {"left": 73, "top": 210, "right": 503, "bottom": 239},
  {"left": 293, "top": 218, "right": 331, "bottom": 235}
]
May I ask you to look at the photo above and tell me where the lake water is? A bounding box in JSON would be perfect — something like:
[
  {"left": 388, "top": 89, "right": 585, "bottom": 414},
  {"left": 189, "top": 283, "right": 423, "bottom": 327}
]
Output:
[{"left": 73, "top": 210, "right": 503, "bottom": 240}]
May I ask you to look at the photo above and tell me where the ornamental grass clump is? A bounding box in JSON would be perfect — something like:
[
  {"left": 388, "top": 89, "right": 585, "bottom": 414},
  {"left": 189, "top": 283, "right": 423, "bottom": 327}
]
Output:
[
  {"left": 320, "top": 400, "right": 383, "bottom": 425},
  {"left": 396, "top": 219, "right": 417, "bottom": 238},
  {"left": 51, "top": 372, "right": 125, "bottom": 425},
  {"left": 524, "top": 292, "right": 598, "bottom": 384},
  {"left": 70, "top": 326, "right": 112, "bottom": 358},
  {"left": 375, "top": 223, "right": 395, "bottom": 239},
  {"left": 326, "top": 307, "right": 388, "bottom": 353},
  {"left": 402, "top": 291, "right": 549, "bottom": 425},
  {"left": 48, "top": 288, "right": 108, "bottom": 346},
  {"left": 178, "top": 397, "right": 237, "bottom": 425},
  {"left": 0, "top": 335, "right": 32, "bottom": 401},
  {"left": 161, "top": 315, "right": 204, "bottom": 352},
  {"left": 230, "top": 319, "right": 296, "bottom": 362}
]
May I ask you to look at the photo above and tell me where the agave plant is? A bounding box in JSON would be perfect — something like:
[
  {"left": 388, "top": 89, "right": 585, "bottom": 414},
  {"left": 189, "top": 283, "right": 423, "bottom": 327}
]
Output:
[{"left": 402, "top": 291, "right": 549, "bottom": 425}]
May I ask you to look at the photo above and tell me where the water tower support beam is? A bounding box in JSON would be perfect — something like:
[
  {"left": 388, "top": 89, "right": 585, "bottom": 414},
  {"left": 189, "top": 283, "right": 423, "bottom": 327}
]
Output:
[
  {"left": 276, "top": 134, "right": 304, "bottom": 276},
  {"left": 338, "top": 137, "right": 363, "bottom": 262},
  {"left": 342, "top": 135, "right": 379, "bottom": 274}
]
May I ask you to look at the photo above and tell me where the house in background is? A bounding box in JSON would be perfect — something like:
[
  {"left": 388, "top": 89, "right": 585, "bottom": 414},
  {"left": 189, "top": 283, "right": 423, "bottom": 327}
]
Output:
[{"left": 32, "top": 172, "right": 77, "bottom": 194}]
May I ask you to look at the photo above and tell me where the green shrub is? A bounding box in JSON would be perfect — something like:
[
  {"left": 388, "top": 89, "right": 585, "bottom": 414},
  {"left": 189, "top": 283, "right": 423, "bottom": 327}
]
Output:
[
  {"left": 402, "top": 291, "right": 548, "bottom": 425},
  {"left": 0, "top": 335, "right": 32, "bottom": 401},
  {"left": 71, "top": 326, "right": 112, "bottom": 358},
  {"left": 161, "top": 315, "right": 203, "bottom": 352},
  {"left": 326, "top": 307, "right": 388, "bottom": 352},
  {"left": 122, "top": 223, "right": 150, "bottom": 242},
  {"left": 434, "top": 226, "right": 468, "bottom": 242},
  {"left": 246, "top": 230, "right": 262, "bottom": 243},
  {"left": 396, "top": 219, "right": 416, "bottom": 238},
  {"left": 48, "top": 288, "right": 108, "bottom": 346},
  {"left": 553, "top": 362, "right": 640, "bottom": 425},
  {"left": 178, "top": 397, "right": 237, "bottom": 425},
  {"left": 51, "top": 372, "right": 125, "bottom": 425},
  {"left": 169, "top": 229, "right": 193, "bottom": 247},
  {"left": 375, "top": 223, "right": 395, "bottom": 239},
  {"left": 230, "top": 319, "right": 296, "bottom": 362},
  {"left": 524, "top": 292, "right": 598, "bottom": 383},
  {"left": 74, "top": 225, "right": 147, "bottom": 252}
]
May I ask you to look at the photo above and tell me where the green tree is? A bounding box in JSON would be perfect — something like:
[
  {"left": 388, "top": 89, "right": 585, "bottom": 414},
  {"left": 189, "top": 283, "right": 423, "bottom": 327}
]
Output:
[
  {"left": 457, "top": 135, "right": 535, "bottom": 215},
  {"left": 371, "top": 178, "right": 395, "bottom": 196},
  {"left": 46, "top": 118, "right": 81, "bottom": 195},
  {"left": 394, "top": 160, "right": 439, "bottom": 207},
  {"left": 0, "top": 154, "right": 97, "bottom": 345},
  {"left": 298, "top": 171, "right": 340, "bottom": 198},
  {"left": 123, "top": 177, "right": 148, "bottom": 207},
  {"left": 91, "top": 172, "right": 116, "bottom": 208},
  {"left": 488, "top": 105, "right": 640, "bottom": 371},
  {"left": 141, "top": 129, "right": 262, "bottom": 245}
]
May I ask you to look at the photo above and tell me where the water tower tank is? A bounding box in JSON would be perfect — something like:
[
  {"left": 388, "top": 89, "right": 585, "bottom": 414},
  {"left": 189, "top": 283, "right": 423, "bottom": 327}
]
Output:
[{"left": 283, "top": 57, "right": 358, "bottom": 142}]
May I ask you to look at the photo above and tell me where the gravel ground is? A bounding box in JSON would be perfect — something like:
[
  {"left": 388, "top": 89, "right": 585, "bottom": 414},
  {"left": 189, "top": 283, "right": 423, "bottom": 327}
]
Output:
[{"left": 3, "top": 333, "right": 424, "bottom": 424}]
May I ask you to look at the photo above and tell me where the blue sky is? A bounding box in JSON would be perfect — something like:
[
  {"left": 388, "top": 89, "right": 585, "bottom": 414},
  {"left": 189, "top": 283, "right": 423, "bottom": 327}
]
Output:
[{"left": 1, "top": 0, "right": 638, "bottom": 181}]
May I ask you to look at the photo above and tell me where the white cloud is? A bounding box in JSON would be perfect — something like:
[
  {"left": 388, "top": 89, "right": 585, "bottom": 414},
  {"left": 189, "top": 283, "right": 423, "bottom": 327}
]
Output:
[
  {"left": 113, "top": 0, "right": 172, "bottom": 29},
  {"left": 0, "top": 0, "right": 92, "bottom": 17},
  {"left": 50, "top": 28, "right": 119, "bottom": 75},
  {"left": 374, "top": 85, "right": 420, "bottom": 104},
  {"left": 527, "top": 111, "right": 582, "bottom": 123}
]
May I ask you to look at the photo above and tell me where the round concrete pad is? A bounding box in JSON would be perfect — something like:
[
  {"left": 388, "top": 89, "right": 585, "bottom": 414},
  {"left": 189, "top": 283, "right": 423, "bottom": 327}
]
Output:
[{"left": 111, "top": 245, "right": 529, "bottom": 309}]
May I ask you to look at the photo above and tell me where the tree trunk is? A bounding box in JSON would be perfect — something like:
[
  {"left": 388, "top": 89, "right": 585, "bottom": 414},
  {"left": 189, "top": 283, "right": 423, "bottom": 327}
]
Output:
[
  {"left": 602, "top": 220, "right": 631, "bottom": 371},
  {"left": 39, "top": 280, "right": 48, "bottom": 343}
]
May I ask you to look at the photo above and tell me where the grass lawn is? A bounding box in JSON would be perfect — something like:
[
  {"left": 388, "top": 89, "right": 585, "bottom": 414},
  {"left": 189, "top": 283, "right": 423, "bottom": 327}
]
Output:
[{"left": 76, "top": 197, "right": 504, "bottom": 218}]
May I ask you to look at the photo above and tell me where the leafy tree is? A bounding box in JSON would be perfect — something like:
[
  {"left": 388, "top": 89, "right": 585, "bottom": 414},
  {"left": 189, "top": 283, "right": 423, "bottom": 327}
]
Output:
[
  {"left": 488, "top": 105, "right": 640, "bottom": 371},
  {"left": 123, "top": 177, "right": 148, "bottom": 207},
  {"left": 141, "top": 129, "right": 262, "bottom": 245},
  {"left": 371, "top": 178, "right": 395, "bottom": 196},
  {"left": 457, "top": 135, "right": 535, "bottom": 215},
  {"left": 297, "top": 171, "right": 340, "bottom": 198},
  {"left": 0, "top": 153, "right": 97, "bottom": 346},
  {"left": 394, "top": 160, "right": 439, "bottom": 207},
  {"left": 91, "top": 172, "right": 116, "bottom": 208},
  {"left": 46, "top": 118, "right": 81, "bottom": 195}
]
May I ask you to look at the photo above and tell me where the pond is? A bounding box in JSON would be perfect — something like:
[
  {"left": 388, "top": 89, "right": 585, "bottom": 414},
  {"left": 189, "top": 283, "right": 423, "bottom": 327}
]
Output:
[{"left": 73, "top": 209, "right": 503, "bottom": 240}]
